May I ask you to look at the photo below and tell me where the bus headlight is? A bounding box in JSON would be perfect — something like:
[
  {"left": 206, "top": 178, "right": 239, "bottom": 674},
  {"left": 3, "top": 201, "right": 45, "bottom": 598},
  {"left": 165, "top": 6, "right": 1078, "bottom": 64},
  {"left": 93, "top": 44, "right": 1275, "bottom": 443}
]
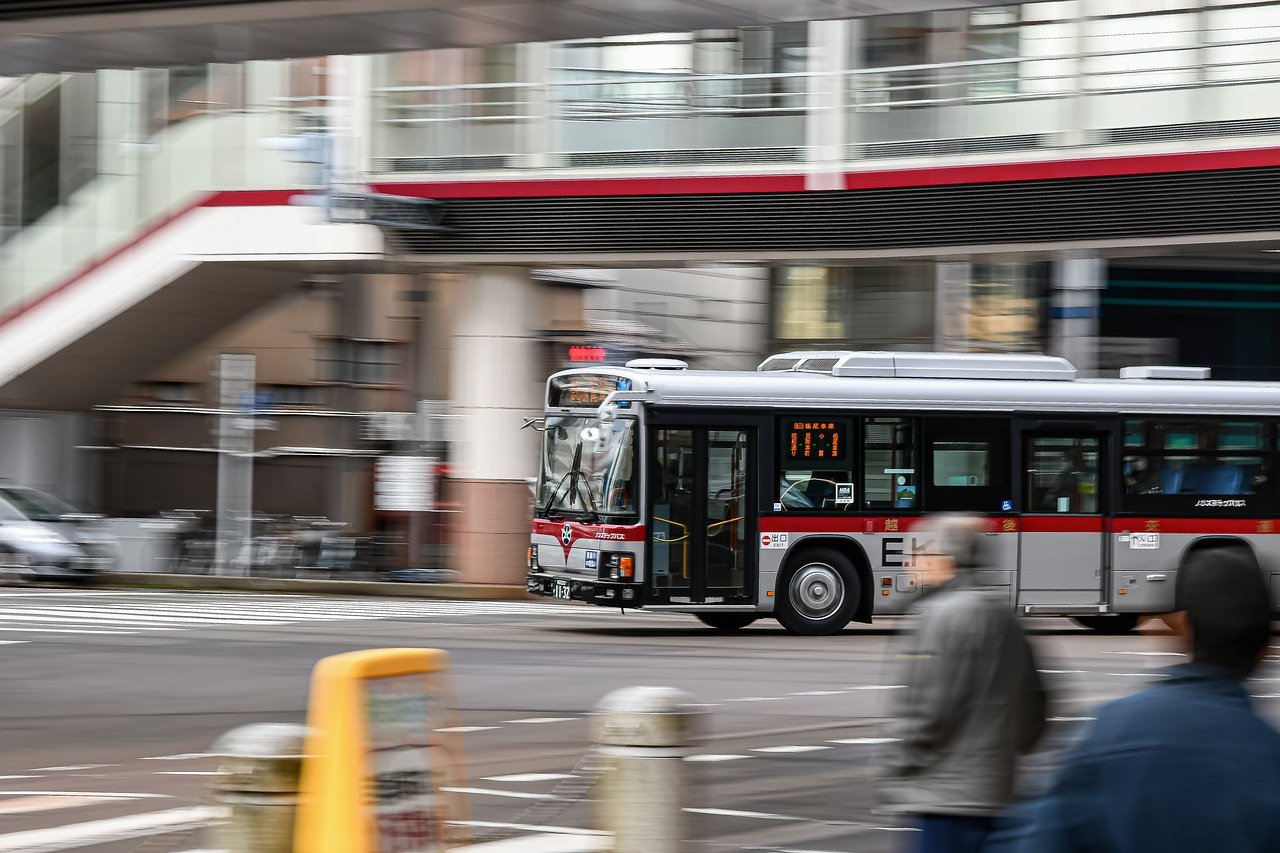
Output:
[{"left": 601, "top": 552, "right": 635, "bottom": 581}]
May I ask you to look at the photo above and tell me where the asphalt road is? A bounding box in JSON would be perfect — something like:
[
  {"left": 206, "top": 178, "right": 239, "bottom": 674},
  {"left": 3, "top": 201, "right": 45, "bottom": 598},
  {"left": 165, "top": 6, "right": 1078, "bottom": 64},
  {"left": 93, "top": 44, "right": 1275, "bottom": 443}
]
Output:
[{"left": 0, "top": 588, "right": 1276, "bottom": 852}]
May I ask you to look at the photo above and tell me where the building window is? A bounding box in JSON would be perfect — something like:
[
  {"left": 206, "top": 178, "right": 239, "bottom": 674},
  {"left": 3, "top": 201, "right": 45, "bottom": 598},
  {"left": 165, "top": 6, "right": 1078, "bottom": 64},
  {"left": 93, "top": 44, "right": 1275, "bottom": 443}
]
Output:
[
  {"left": 317, "top": 339, "right": 400, "bottom": 385},
  {"left": 265, "top": 385, "right": 324, "bottom": 407},
  {"left": 145, "top": 381, "right": 200, "bottom": 404}
]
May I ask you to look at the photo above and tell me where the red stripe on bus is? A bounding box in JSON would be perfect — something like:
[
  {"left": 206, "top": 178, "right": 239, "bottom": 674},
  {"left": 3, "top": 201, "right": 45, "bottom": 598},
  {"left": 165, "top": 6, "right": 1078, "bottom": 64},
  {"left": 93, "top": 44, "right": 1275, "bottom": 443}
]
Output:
[
  {"left": 1116, "top": 518, "right": 1278, "bottom": 535},
  {"left": 531, "top": 520, "right": 646, "bottom": 541},
  {"left": 759, "top": 516, "right": 1016, "bottom": 534},
  {"left": 1019, "top": 516, "right": 1104, "bottom": 533}
]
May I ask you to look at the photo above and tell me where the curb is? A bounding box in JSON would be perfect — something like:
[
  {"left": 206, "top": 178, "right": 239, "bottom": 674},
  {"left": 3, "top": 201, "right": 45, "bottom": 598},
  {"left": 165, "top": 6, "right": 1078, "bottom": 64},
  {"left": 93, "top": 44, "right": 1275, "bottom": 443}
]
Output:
[{"left": 95, "top": 571, "right": 533, "bottom": 601}]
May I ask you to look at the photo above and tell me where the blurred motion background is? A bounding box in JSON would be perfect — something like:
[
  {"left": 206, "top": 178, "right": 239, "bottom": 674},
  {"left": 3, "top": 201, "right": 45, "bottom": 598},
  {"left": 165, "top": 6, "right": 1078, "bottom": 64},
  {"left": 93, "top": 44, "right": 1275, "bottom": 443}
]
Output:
[{"left": 0, "top": 0, "right": 1278, "bottom": 585}]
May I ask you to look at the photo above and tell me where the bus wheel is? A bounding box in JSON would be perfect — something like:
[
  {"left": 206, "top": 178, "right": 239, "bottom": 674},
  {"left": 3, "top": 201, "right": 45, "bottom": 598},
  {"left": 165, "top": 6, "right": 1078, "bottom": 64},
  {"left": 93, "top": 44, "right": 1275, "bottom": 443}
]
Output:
[
  {"left": 1071, "top": 614, "right": 1140, "bottom": 634},
  {"left": 776, "top": 548, "right": 859, "bottom": 636},
  {"left": 696, "top": 613, "right": 758, "bottom": 632}
]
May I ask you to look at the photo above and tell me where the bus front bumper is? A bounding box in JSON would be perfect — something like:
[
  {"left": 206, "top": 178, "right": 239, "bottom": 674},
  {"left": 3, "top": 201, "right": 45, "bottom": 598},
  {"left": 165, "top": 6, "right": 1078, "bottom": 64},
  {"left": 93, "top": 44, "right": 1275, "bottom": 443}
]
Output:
[{"left": 526, "top": 572, "right": 643, "bottom": 606}]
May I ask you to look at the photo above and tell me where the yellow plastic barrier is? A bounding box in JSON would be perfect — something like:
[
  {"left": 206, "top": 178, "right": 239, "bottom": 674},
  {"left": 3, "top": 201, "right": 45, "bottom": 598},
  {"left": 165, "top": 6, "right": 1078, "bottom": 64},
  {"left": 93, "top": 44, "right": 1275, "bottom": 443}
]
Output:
[{"left": 294, "top": 648, "right": 467, "bottom": 853}]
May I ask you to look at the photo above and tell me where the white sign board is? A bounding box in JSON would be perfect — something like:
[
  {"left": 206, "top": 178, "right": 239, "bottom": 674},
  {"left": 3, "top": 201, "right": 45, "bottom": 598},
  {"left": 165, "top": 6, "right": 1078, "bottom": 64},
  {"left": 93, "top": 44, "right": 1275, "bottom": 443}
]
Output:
[{"left": 375, "top": 456, "right": 437, "bottom": 513}]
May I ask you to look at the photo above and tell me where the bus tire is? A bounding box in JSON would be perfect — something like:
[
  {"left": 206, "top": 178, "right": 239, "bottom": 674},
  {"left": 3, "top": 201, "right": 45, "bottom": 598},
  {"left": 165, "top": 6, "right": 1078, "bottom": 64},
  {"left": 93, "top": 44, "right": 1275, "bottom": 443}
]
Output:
[
  {"left": 1071, "top": 614, "right": 1140, "bottom": 634},
  {"left": 776, "top": 548, "right": 859, "bottom": 636},
  {"left": 696, "top": 613, "right": 758, "bottom": 632}
]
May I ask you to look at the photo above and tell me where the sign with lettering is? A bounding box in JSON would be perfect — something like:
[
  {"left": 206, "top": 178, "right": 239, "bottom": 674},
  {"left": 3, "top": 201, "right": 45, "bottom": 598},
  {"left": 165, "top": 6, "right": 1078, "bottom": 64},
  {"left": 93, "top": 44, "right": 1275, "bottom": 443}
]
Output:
[{"left": 295, "top": 649, "right": 465, "bottom": 853}]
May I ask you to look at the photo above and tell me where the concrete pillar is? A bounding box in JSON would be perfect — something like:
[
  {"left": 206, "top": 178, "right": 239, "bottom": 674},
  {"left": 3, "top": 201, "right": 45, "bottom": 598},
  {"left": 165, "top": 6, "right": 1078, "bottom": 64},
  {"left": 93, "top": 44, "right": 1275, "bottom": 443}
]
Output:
[
  {"left": 1050, "top": 252, "right": 1105, "bottom": 376},
  {"left": 934, "top": 260, "right": 973, "bottom": 351},
  {"left": 517, "top": 42, "right": 553, "bottom": 170},
  {"left": 805, "top": 19, "right": 849, "bottom": 191},
  {"left": 449, "top": 267, "right": 544, "bottom": 584}
]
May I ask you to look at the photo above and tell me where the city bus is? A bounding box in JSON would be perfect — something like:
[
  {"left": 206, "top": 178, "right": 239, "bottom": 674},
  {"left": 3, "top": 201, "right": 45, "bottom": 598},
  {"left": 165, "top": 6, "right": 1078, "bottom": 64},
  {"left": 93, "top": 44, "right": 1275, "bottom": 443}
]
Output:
[{"left": 526, "top": 351, "right": 1280, "bottom": 635}]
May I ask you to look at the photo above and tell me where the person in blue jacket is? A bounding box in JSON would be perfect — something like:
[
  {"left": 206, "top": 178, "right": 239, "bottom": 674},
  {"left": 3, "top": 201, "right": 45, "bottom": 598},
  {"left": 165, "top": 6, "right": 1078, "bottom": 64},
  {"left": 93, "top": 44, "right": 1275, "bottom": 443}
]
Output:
[{"left": 994, "top": 548, "right": 1280, "bottom": 852}]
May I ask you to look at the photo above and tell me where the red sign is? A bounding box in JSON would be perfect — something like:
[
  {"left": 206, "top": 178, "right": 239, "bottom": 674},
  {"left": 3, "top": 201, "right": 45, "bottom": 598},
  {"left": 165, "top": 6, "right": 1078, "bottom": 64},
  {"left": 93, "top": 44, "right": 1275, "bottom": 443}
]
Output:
[{"left": 569, "top": 345, "right": 607, "bottom": 363}]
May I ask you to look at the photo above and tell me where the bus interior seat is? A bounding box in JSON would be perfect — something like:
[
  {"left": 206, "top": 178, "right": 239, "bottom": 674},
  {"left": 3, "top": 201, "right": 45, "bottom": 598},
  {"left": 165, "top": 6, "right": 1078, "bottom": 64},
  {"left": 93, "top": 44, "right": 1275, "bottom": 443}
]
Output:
[
  {"left": 1180, "top": 463, "right": 1245, "bottom": 495},
  {"left": 1161, "top": 467, "right": 1184, "bottom": 495}
]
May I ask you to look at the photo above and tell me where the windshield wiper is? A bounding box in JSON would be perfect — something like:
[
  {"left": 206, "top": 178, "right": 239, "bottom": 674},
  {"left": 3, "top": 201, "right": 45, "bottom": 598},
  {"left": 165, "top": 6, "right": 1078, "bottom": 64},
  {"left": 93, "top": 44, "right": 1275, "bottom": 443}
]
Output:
[{"left": 544, "top": 441, "right": 600, "bottom": 522}]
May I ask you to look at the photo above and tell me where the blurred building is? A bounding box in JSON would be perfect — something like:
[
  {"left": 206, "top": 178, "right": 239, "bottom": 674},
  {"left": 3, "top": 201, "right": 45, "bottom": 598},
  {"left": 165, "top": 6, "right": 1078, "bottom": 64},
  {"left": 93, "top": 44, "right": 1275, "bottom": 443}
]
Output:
[{"left": 2, "top": 1, "right": 1280, "bottom": 580}]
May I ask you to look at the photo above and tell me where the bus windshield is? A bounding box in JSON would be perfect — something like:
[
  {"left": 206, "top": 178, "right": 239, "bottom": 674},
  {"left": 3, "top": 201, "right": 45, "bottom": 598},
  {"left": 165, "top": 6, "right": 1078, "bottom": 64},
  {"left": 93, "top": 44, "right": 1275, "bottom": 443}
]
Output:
[{"left": 537, "top": 418, "right": 637, "bottom": 519}]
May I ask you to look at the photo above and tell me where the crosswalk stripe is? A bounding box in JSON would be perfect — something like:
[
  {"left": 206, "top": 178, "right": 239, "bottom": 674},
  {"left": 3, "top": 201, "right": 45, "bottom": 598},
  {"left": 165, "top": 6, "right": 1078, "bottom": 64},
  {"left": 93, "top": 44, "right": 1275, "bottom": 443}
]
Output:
[
  {"left": 0, "top": 806, "right": 219, "bottom": 853},
  {"left": 0, "top": 610, "right": 291, "bottom": 627}
]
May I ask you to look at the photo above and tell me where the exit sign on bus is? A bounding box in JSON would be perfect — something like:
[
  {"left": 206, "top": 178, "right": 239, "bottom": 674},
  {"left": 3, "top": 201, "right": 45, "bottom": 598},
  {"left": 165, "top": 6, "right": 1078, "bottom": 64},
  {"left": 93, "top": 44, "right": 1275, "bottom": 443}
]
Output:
[{"left": 569, "top": 345, "right": 607, "bottom": 363}]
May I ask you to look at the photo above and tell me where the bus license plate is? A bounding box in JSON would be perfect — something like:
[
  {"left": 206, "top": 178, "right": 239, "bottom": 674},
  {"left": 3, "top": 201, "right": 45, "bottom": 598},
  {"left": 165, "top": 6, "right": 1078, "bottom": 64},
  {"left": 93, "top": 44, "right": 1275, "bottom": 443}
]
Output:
[{"left": 553, "top": 579, "right": 572, "bottom": 600}]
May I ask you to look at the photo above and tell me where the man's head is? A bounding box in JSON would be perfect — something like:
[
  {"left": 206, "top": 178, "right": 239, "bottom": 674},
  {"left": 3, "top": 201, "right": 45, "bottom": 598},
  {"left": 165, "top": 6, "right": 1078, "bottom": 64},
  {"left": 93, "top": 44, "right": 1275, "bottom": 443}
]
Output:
[
  {"left": 914, "top": 513, "right": 988, "bottom": 587},
  {"left": 1173, "top": 549, "right": 1272, "bottom": 679}
]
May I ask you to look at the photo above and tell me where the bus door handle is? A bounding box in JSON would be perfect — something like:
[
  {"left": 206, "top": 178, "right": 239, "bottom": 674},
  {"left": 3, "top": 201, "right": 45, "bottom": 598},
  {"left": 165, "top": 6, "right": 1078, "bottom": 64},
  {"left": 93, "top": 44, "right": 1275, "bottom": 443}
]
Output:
[{"left": 1146, "top": 573, "right": 1168, "bottom": 582}]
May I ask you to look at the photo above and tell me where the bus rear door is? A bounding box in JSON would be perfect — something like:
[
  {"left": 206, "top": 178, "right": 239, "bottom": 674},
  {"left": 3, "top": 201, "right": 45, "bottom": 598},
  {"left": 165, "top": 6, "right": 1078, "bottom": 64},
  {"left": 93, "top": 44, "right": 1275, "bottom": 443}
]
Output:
[{"left": 1016, "top": 422, "right": 1114, "bottom": 611}]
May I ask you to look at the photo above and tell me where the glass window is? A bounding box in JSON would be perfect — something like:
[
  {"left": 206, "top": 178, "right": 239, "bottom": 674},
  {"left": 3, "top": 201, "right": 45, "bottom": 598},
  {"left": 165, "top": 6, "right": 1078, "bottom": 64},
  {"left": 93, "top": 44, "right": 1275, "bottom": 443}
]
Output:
[
  {"left": 864, "top": 417, "right": 917, "bottom": 510},
  {"left": 1026, "top": 436, "right": 1099, "bottom": 514},
  {"left": 778, "top": 417, "right": 855, "bottom": 511},
  {"left": 1124, "top": 454, "right": 1265, "bottom": 498},
  {"left": 536, "top": 417, "right": 638, "bottom": 518},
  {"left": 933, "top": 441, "right": 991, "bottom": 487}
]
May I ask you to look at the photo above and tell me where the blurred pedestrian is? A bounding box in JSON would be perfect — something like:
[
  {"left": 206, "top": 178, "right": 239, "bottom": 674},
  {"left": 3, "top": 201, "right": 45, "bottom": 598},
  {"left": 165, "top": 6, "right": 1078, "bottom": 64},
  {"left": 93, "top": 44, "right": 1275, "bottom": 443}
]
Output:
[
  {"left": 880, "top": 514, "right": 1047, "bottom": 853},
  {"left": 993, "top": 548, "right": 1280, "bottom": 852}
]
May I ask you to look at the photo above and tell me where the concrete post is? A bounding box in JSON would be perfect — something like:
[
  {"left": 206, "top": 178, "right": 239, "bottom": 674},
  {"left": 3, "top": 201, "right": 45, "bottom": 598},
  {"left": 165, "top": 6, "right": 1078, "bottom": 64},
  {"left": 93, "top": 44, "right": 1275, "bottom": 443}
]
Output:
[
  {"left": 1050, "top": 252, "right": 1105, "bottom": 376},
  {"left": 210, "top": 723, "right": 308, "bottom": 853},
  {"left": 592, "top": 686, "right": 700, "bottom": 853}
]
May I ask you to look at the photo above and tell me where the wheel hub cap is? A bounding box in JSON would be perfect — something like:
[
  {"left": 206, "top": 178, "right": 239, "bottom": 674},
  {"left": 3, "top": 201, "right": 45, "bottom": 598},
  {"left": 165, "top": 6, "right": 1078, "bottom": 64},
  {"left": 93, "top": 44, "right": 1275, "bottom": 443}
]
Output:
[{"left": 790, "top": 563, "right": 845, "bottom": 621}]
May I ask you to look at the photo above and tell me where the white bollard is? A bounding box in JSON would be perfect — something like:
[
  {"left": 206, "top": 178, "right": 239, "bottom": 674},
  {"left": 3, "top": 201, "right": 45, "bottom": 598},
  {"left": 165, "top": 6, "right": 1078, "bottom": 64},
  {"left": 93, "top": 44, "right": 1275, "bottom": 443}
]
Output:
[
  {"left": 592, "top": 686, "right": 700, "bottom": 853},
  {"left": 210, "top": 723, "right": 309, "bottom": 853}
]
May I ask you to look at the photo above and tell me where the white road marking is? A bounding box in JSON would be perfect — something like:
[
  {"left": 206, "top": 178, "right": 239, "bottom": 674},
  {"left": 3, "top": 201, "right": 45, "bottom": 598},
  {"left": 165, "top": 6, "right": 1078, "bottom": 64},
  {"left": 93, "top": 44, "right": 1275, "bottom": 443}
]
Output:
[
  {"left": 0, "top": 791, "right": 169, "bottom": 799},
  {"left": 1251, "top": 694, "right": 1280, "bottom": 699},
  {"left": 501, "top": 717, "right": 576, "bottom": 724},
  {"left": 0, "top": 795, "right": 115, "bottom": 816},
  {"left": 30, "top": 764, "right": 117, "bottom": 772},
  {"left": 140, "top": 753, "right": 216, "bottom": 761},
  {"left": 0, "top": 805, "right": 220, "bottom": 853},
  {"left": 790, "top": 690, "right": 846, "bottom": 696},
  {"left": 1040, "top": 669, "right": 1088, "bottom": 674},
  {"left": 751, "top": 745, "right": 832, "bottom": 754},
  {"left": 0, "top": 776, "right": 40, "bottom": 781},
  {"left": 442, "top": 787, "right": 555, "bottom": 801},
  {"left": 1049, "top": 716, "right": 1097, "bottom": 722},
  {"left": 1106, "top": 650, "right": 1183, "bottom": 657},
  {"left": 684, "top": 754, "right": 751, "bottom": 762},
  {"left": 454, "top": 833, "right": 606, "bottom": 853},
  {"left": 482, "top": 773, "right": 576, "bottom": 783},
  {"left": 450, "top": 820, "right": 603, "bottom": 837},
  {"left": 828, "top": 737, "right": 899, "bottom": 745},
  {"left": 154, "top": 771, "right": 224, "bottom": 776},
  {"left": 725, "top": 696, "right": 778, "bottom": 703},
  {"left": 845, "top": 684, "right": 905, "bottom": 690},
  {"left": 684, "top": 807, "right": 792, "bottom": 821},
  {"left": 0, "top": 640, "right": 27, "bottom": 645},
  {"left": 435, "top": 726, "right": 500, "bottom": 733}
]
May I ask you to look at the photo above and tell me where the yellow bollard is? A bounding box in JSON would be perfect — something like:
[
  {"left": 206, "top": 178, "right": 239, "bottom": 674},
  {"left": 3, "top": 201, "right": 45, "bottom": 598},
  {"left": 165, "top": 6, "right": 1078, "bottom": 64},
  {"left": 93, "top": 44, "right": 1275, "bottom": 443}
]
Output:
[{"left": 294, "top": 648, "right": 466, "bottom": 853}]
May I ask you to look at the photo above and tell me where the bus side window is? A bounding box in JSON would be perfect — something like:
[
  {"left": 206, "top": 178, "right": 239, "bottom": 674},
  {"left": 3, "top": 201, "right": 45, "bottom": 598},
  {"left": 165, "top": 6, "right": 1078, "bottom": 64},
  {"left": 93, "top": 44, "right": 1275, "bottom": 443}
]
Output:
[
  {"left": 864, "top": 417, "right": 917, "bottom": 510},
  {"left": 777, "top": 416, "right": 855, "bottom": 511}
]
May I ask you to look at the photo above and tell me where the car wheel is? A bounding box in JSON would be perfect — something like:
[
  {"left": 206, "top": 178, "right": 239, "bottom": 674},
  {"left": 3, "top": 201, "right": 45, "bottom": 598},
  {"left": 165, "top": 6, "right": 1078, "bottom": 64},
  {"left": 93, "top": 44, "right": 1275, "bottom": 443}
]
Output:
[
  {"left": 775, "top": 547, "right": 859, "bottom": 636},
  {"left": 695, "top": 613, "right": 758, "bottom": 632}
]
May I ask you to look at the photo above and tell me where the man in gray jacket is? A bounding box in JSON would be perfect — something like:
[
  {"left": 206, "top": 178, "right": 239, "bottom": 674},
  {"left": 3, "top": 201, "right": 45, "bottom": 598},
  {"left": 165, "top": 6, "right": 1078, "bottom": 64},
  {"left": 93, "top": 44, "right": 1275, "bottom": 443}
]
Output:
[{"left": 880, "top": 514, "right": 1048, "bottom": 853}]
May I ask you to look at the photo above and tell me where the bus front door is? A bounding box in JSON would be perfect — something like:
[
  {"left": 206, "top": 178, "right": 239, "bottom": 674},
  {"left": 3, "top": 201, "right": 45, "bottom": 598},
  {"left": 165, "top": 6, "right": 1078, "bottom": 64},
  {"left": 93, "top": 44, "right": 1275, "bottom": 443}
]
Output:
[
  {"left": 1017, "top": 431, "right": 1108, "bottom": 610},
  {"left": 649, "top": 427, "right": 755, "bottom": 605}
]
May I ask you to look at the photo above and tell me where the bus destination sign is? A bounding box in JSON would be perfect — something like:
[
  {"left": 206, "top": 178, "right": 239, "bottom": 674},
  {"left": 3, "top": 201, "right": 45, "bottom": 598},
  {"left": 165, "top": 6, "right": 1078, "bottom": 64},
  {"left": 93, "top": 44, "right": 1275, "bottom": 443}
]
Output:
[
  {"left": 548, "top": 374, "right": 630, "bottom": 408},
  {"left": 787, "top": 420, "right": 845, "bottom": 461}
]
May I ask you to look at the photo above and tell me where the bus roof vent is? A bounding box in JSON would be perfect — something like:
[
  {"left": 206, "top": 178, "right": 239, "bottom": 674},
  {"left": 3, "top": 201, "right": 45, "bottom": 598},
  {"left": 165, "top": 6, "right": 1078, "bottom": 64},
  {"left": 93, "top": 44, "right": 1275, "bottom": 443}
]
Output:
[
  {"left": 1118, "top": 365, "right": 1211, "bottom": 380},
  {"left": 757, "top": 351, "right": 855, "bottom": 373},
  {"left": 625, "top": 358, "right": 688, "bottom": 371},
  {"left": 832, "top": 351, "right": 1077, "bottom": 381}
]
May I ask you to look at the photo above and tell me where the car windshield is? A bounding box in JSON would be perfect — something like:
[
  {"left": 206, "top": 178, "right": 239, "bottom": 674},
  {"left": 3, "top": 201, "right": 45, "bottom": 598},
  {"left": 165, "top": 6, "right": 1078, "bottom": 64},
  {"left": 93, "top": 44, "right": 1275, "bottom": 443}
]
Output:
[
  {"left": 537, "top": 418, "right": 637, "bottom": 518},
  {"left": 0, "top": 488, "right": 77, "bottom": 522}
]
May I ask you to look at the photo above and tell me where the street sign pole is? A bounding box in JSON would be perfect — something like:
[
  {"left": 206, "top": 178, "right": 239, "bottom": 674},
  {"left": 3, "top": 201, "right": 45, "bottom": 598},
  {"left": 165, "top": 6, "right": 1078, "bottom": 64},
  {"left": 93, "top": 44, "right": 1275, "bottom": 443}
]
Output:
[{"left": 215, "top": 354, "right": 256, "bottom": 576}]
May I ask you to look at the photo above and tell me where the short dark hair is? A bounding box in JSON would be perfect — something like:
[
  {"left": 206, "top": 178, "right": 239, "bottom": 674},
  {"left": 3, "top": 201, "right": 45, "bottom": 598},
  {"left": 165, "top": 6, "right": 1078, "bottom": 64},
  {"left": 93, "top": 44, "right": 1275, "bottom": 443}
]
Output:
[{"left": 1175, "top": 549, "right": 1272, "bottom": 679}]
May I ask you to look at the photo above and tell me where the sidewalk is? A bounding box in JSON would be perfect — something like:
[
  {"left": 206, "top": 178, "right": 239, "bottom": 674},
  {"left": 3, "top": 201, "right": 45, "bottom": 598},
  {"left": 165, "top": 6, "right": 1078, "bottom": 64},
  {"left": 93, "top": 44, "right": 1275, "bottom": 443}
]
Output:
[{"left": 95, "top": 571, "right": 531, "bottom": 601}]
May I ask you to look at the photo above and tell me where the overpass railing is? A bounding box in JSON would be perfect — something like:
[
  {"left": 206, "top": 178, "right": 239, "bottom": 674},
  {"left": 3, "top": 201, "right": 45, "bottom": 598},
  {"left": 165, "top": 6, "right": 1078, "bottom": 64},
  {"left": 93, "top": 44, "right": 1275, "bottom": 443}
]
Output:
[{"left": 369, "top": 32, "right": 1280, "bottom": 174}]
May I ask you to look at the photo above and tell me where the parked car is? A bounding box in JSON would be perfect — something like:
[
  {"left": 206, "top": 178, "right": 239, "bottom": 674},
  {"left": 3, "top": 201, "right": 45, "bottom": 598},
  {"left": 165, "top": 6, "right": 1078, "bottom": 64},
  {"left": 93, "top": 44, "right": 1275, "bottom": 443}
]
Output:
[{"left": 0, "top": 487, "right": 117, "bottom": 581}]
